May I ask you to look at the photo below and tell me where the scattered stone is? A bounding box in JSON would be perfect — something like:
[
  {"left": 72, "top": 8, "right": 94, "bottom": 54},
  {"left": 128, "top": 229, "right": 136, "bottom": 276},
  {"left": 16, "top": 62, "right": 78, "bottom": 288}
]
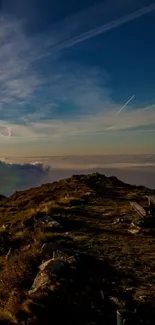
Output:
[
  {"left": 128, "top": 228, "right": 141, "bottom": 235},
  {"left": 38, "top": 215, "right": 52, "bottom": 223},
  {"left": 39, "top": 259, "right": 64, "bottom": 273},
  {"left": 64, "top": 194, "right": 70, "bottom": 199},
  {"left": 37, "top": 215, "right": 63, "bottom": 230},
  {"left": 81, "top": 191, "right": 97, "bottom": 200},
  {"left": 41, "top": 243, "right": 75, "bottom": 263},
  {"left": 1, "top": 224, "right": 6, "bottom": 230},
  {"left": 139, "top": 295, "right": 148, "bottom": 301},
  {"left": 5, "top": 247, "right": 12, "bottom": 260},
  {"left": 125, "top": 287, "right": 134, "bottom": 292},
  {"left": 22, "top": 244, "right": 31, "bottom": 251},
  {"left": 113, "top": 218, "right": 120, "bottom": 225},
  {"left": 100, "top": 290, "right": 104, "bottom": 300},
  {"left": 28, "top": 272, "right": 51, "bottom": 295},
  {"left": 128, "top": 222, "right": 141, "bottom": 234},
  {"left": 85, "top": 191, "right": 96, "bottom": 196},
  {"left": 109, "top": 296, "right": 125, "bottom": 307},
  {"left": 47, "top": 219, "right": 63, "bottom": 230},
  {"left": 27, "top": 316, "right": 37, "bottom": 325}
]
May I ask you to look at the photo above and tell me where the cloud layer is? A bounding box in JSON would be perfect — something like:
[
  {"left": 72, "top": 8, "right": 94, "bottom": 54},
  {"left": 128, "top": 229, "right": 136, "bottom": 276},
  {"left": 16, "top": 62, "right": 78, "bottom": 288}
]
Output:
[
  {"left": 0, "top": 160, "right": 50, "bottom": 195},
  {"left": 0, "top": 155, "right": 155, "bottom": 195}
]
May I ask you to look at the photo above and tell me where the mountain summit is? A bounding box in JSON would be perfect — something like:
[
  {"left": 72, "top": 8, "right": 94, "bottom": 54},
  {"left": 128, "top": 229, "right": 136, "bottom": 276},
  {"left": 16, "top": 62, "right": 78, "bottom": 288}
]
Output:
[{"left": 0, "top": 173, "right": 155, "bottom": 324}]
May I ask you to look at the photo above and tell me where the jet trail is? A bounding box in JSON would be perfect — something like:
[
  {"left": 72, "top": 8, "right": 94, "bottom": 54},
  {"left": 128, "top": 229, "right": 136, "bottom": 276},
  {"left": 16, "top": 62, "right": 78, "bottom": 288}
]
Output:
[
  {"left": 53, "top": 3, "right": 155, "bottom": 51},
  {"left": 117, "top": 95, "right": 135, "bottom": 115}
]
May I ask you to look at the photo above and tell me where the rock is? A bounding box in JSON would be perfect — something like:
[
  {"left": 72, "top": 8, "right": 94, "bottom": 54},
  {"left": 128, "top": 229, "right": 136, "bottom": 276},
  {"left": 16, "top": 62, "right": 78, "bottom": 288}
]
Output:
[
  {"left": 29, "top": 271, "right": 50, "bottom": 294},
  {"left": 41, "top": 244, "right": 76, "bottom": 264},
  {"left": 65, "top": 194, "right": 70, "bottom": 199},
  {"left": 100, "top": 290, "right": 105, "bottom": 300},
  {"left": 1, "top": 222, "right": 11, "bottom": 230},
  {"left": 41, "top": 242, "right": 57, "bottom": 255},
  {"left": 27, "top": 316, "right": 37, "bottom": 325},
  {"left": 81, "top": 191, "right": 97, "bottom": 201},
  {"left": 29, "top": 247, "right": 76, "bottom": 295},
  {"left": 37, "top": 215, "right": 63, "bottom": 230},
  {"left": 47, "top": 219, "right": 63, "bottom": 230},
  {"left": 125, "top": 287, "right": 134, "bottom": 292},
  {"left": 128, "top": 224, "right": 141, "bottom": 235},
  {"left": 109, "top": 296, "right": 125, "bottom": 307},
  {"left": 128, "top": 222, "right": 142, "bottom": 234},
  {"left": 113, "top": 218, "right": 120, "bottom": 225},
  {"left": 29, "top": 259, "right": 64, "bottom": 295},
  {"left": 5, "top": 248, "right": 12, "bottom": 260},
  {"left": 128, "top": 229, "right": 140, "bottom": 235},
  {"left": 22, "top": 244, "right": 31, "bottom": 251},
  {"left": 38, "top": 215, "right": 52, "bottom": 222},
  {"left": 39, "top": 259, "right": 64, "bottom": 273}
]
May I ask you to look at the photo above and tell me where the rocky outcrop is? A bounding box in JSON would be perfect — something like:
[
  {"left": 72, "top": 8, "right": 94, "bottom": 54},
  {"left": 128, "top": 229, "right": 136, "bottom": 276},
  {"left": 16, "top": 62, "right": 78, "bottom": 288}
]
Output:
[
  {"left": 35, "top": 214, "right": 63, "bottom": 231},
  {"left": 28, "top": 258, "right": 64, "bottom": 295},
  {"left": 29, "top": 246, "right": 76, "bottom": 295}
]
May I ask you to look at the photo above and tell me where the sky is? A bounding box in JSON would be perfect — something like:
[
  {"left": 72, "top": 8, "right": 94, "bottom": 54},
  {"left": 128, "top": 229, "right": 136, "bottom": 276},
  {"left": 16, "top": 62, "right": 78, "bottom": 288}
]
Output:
[{"left": 0, "top": 0, "right": 155, "bottom": 157}]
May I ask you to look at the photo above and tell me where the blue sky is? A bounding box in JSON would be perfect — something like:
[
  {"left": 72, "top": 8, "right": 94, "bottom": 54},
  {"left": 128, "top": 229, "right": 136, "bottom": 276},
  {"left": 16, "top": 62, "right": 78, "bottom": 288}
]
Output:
[{"left": 0, "top": 0, "right": 155, "bottom": 156}]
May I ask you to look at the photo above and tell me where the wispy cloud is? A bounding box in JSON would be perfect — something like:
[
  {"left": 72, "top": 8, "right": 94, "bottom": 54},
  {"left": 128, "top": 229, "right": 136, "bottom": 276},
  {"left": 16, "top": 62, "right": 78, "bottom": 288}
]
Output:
[
  {"left": 141, "top": 103, "right": 155, "bottom": 111},
  {"left": 0, "top": 18, "right": 40, "bottom": 102},
  {"left": 0, "top": 1, "right": 153, "bottom": 123},
  {"left": 1, "top": 104, "right": 154, "bottom": 141},
  {"left": 0, "top": 1, "right": 155, "bottom": 143}
]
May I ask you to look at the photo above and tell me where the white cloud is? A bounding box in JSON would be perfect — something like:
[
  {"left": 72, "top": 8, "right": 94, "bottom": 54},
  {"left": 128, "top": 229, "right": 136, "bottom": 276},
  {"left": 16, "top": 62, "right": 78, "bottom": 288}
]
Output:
[
  {"left": 0, "top": 18, "right": 41, "bottom": 106},
  {"left": 0, "top": 14, "right": 112, "bottom": 126},
  {"left": 0, "top": 160, "right": 50, "bottom": 195}
]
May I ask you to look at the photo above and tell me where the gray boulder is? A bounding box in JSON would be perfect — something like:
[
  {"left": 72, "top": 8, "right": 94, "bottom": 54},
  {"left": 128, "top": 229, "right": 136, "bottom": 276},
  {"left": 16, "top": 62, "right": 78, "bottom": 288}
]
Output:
[
  {"left": 28, "top": 259, "right": 64, "bottom": 295},
  {"left": 29, "top": 271, "right": 51, "bottom": 294},
  {"left": 39, "top": 258, "right": 64, "bottom": 272},
  {"left": 36, "top": 215, "right": 63, "bottom": 230}
]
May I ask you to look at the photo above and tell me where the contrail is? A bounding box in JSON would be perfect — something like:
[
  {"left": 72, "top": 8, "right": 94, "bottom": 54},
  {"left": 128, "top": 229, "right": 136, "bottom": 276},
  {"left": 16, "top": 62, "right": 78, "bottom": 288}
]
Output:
[
  {"left": 52, "top": 3, "right": 155, "bottom": 51},
  {"left": 117, "top": 95, "right": 135, "bottom": 115}
]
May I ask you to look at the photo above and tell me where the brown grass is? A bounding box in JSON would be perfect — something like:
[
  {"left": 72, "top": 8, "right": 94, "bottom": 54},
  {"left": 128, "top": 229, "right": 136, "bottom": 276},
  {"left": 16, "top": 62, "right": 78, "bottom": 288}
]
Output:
[{"left": 0, "top": 173, "right": 155, "bottom": 323}]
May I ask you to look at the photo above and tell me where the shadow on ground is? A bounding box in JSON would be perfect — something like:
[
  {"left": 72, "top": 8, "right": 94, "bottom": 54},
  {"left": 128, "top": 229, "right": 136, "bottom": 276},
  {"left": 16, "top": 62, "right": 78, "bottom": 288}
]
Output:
[{"left": 14, "top": 233, "right": 155, "bottom": 325}]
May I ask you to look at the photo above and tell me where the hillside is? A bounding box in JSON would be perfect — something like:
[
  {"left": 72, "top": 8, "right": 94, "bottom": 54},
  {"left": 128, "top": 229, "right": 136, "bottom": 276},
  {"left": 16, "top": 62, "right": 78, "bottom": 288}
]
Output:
[{"left": 0, "top": 173, "right": 155, "bottom": 324}]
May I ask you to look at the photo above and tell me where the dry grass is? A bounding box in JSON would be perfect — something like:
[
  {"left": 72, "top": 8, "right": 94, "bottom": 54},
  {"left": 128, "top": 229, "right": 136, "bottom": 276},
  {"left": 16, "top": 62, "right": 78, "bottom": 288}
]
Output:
[{"left": 0, "top": 173, "right": 155, "bottom": 324}]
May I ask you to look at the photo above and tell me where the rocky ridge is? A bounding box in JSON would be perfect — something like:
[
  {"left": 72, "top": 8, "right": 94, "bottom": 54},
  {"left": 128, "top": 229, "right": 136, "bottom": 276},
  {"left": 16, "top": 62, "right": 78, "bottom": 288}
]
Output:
[{"left": 0, "top": 173, "right": 155, "bottom": 324}]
